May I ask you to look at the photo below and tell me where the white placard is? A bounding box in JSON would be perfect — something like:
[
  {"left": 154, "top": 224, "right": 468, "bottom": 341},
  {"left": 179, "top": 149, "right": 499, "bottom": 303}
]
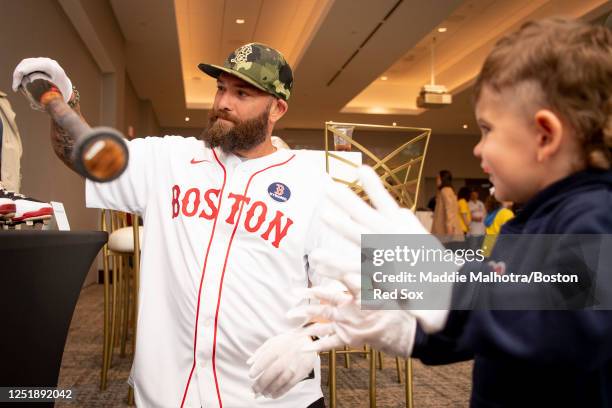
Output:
[
  {"left": 50, "top": 201, "right": 70, "bottom": 231},
  {"left": 295, "top": 150, "right": 363, "bottom": 183}
]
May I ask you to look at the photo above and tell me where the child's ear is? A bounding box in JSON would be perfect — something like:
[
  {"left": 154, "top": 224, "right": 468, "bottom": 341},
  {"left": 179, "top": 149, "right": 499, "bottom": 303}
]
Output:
[{"left": 534, "top": 109, "right": 563, "bottom": 162}]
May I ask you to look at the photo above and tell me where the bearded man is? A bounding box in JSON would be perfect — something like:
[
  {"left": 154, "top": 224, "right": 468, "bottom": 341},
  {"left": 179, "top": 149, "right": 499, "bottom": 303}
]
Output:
[{"left": 13, "top": 43, "right": 336, "bottom": 408}]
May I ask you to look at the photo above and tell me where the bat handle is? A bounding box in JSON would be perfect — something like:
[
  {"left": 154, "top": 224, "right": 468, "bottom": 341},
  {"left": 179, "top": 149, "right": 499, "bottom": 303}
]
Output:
[{"left": 22, "top": 76, "right": 129, "bottom": 182}]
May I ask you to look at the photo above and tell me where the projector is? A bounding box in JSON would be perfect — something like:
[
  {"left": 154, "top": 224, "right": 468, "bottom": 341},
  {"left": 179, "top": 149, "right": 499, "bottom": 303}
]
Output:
[{"left": 416, "top": 84, "right": 452, "bottom": 108}]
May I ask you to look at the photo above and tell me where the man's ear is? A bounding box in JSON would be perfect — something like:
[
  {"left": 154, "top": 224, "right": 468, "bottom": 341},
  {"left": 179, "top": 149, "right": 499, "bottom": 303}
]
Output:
[
  {"left": 534, "top": 109, "right": 563, "bottom": 162},
  {"left": 269, "top": 98, "right": 288, "bottom": 124}
]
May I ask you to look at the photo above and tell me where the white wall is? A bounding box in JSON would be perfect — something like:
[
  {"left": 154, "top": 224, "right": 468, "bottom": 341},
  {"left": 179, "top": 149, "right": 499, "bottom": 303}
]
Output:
[{"left": 0, "top": 0, "right": 161, "bottom": 286}]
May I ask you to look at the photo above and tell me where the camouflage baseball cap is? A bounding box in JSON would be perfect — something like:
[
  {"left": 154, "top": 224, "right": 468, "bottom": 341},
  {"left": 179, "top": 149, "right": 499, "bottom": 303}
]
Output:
[{"left": 198, "top": 43, "right": 293, "bottom": 101}]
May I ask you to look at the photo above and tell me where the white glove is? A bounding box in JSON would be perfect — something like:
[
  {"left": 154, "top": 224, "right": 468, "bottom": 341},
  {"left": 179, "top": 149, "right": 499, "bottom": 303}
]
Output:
[
  {"left": 315, "top": 166, "right": 450, "bottom": 333},
  {"left": 12, "top": 57, "right": 73, "bottom": 103},
  {"left": 289, "top": 286, "right": 417, "bottom": 358},
  {"left": 247, "top": 331, "right": 318, "bottom": 399}
]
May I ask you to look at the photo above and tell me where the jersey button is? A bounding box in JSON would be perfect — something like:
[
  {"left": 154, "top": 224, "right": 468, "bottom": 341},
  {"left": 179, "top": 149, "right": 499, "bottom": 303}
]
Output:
[
  {"left": 200, "top": 360, "right": 206, "bottom": 369},
  {"left": 204, "top": 318, "right": 212, "bottom": 327}
]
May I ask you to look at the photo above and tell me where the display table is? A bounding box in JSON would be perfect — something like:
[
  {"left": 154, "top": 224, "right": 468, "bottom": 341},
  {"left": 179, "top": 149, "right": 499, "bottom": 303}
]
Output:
[{"left": 0, "top": 231, "right": 107, "bottom": 407}]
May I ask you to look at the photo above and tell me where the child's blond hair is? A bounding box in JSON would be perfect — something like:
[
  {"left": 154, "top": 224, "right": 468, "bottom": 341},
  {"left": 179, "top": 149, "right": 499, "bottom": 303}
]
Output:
[{"left": 474, "top": 18, "right": 612, "bottom": 170}]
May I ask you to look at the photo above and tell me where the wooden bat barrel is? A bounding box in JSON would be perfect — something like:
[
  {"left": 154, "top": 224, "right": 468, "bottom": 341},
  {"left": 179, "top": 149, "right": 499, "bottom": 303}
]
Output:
[{"left": 23, "top": 76, "right": 129, "bottom": 182}]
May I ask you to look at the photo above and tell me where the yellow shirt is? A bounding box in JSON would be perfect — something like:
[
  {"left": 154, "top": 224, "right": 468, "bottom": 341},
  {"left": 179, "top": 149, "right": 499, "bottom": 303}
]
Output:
[
  {"left": 458, "top": 198, "right": 471, "bottom": 233},
  {"left": 482, "top": 207, "right": 514, "bottom": 256}
]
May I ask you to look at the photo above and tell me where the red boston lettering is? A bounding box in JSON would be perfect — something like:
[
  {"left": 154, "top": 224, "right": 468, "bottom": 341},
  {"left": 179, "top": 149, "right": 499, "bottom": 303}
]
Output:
[
  {"left": 199, "top": 189, "right": 220, "bottom": 220},
  {"left": 244, "top": 201, "right": 267, "bottom": 233},
  {"left": 172, "top": 185, "right": 181, "bottom": 218},
  {"left": 261, "top": 210, "right": 293, "bottom": 248},
  {"left": 171, "top": 187, "right": 293, "bottom": 247},
  {"left": 181, "top": 188, "right": 201, "bottom": 217},
  {"left": 225, "top": 193, "right": 250, "bottom": 224}
]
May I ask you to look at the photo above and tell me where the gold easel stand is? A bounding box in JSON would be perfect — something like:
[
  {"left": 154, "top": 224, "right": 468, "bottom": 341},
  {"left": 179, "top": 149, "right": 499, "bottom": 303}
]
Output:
[
  {"left": 324, "top": 121, "right": 431, "bottom": 211},
  {"left": 323, "top": 121, "right": 431, "bottom": 407}
]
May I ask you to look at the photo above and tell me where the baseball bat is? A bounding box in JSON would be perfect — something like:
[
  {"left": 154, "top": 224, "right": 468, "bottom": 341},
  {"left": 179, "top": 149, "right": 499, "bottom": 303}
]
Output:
[{"left": 20, "top": 73, "right": 129, "bottom": 182}]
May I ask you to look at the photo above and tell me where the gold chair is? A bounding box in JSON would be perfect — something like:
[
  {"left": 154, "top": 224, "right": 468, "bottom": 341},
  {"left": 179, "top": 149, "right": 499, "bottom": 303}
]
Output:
[
  {"left": 99, "top": 209, "right": 141, "bottom": 397},
  {"left": 377, "top": 351, "right": 404, "bottom": 384},
  {"left": 341, "top": 347, "right": 403, "bottom": 382},
  {"left": 327, "top": 346, "right": 377, "bottom": 407},
  {"left": 325, "top": 347, "right": 413, "bottom": 408},
  {"left": 405, "top": 358, "right": 414, "bottom": 408}
]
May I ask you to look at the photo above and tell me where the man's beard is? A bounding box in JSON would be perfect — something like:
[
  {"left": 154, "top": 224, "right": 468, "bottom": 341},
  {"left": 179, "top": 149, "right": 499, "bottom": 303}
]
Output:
[{"left": 201, "top": 106, "right": 270, "bottom": 154}]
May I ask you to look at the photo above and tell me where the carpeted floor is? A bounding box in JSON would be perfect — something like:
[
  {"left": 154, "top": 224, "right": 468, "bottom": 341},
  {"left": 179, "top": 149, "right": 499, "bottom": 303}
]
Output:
[{"left": 57, "top": 285, "right": 473, "bottom": 407}]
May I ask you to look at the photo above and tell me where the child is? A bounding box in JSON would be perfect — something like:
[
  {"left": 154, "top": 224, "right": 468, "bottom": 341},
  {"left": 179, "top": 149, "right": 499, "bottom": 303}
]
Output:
[
  {"left": 419, "top": 17, "right": 612, "bottom": 407},
  {"left": 295, "top": 18, "right": 612, "bottom": 408},
  {"left": 481, "top": 194, "right": 513, "bottom": 255}
]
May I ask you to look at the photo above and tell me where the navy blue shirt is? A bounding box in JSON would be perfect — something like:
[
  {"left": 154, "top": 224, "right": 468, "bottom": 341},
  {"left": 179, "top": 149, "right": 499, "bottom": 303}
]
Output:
[{"left": 413, "top": 170, "right": 612, "bottom": 407}]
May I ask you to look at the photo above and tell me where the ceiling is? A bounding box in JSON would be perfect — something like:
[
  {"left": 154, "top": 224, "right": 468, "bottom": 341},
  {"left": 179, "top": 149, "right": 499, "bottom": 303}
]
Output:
[{"left": 109, "top": 0, "right": 612, "bottom": 134}]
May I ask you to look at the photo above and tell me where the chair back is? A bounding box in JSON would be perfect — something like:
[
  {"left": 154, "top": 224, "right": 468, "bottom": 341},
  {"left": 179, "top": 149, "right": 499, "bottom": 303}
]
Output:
[{"left": 101, "top": 210, "right": 141, "bottom": 254}]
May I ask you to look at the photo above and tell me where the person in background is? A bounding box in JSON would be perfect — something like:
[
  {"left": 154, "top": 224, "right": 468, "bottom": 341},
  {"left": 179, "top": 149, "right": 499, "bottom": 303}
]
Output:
[
  {"left": 467, "top": 187, "right": 486, "bottom": 249},
  {"left": 457, "top": 186, "right": 471, "bottom": 236},
  {"left": 431, "top": 169, "right": 463, "bottom": 242},
  {"left": 482, "top": 192, "right": 514, "bottom": 256},
  {"left": 426, "top": 195, "right": 436, "bottom": 212}
]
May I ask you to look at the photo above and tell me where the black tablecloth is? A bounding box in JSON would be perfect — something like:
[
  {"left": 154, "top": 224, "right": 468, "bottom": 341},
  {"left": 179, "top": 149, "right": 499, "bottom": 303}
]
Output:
[{"left": 0, "top": 231, "right": 107, "bottom": 407}]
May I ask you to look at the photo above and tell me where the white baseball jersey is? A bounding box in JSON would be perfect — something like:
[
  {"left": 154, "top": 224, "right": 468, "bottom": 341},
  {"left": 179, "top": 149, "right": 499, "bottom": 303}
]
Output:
[{"left": 86, "top": 136, "right": 340, "bottom": 408}]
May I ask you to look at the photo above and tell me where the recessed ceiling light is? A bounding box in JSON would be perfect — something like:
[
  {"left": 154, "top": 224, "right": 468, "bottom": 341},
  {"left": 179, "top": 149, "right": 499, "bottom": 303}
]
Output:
[
  {"left": 438, "top": 27, "right": 447, "bottom": 33},
  {"left": 392, "top": 122, "right": 397, "bottom": 126},
  {"left": 380, "top": 76, "right": 388, "bottom": 81},
  {"left": 185, "top": 117, "right": 190, "bottom": 122},
  {"left": 462, "top": 124, "right": 468, "bottom": 129},
  {"left": 236, "top": 18, "right": 245, "bottom": 24}
]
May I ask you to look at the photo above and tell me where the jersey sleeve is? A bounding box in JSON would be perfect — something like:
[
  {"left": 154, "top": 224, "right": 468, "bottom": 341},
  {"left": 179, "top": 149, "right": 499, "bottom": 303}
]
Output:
[
  {"left": 413, "top": 309, "right": 612, "bottom": 370},
  {"left": 411, "top": 311, "right": 475, "bottom": 365},
  {"left": 85, "top": 137, "right": 164, "bottom": 215},
  {"left": 303, "top": 176, "right": 354, "bottom": 288}
]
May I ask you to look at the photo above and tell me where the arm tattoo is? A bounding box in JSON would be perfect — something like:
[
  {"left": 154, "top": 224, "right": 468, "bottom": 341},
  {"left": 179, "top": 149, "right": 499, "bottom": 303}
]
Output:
[
  {"left": 49, "top": 102, "right": 83, "bottom": 172},
  {"left": 51, "top": 121, "right": 76, "bottom": 170}
]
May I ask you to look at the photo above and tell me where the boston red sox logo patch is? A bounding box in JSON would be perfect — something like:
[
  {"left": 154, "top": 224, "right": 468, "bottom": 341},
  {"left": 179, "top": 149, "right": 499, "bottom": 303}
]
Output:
[{"left": 268, "top": 182, "right": 291, "bottom": 202}]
